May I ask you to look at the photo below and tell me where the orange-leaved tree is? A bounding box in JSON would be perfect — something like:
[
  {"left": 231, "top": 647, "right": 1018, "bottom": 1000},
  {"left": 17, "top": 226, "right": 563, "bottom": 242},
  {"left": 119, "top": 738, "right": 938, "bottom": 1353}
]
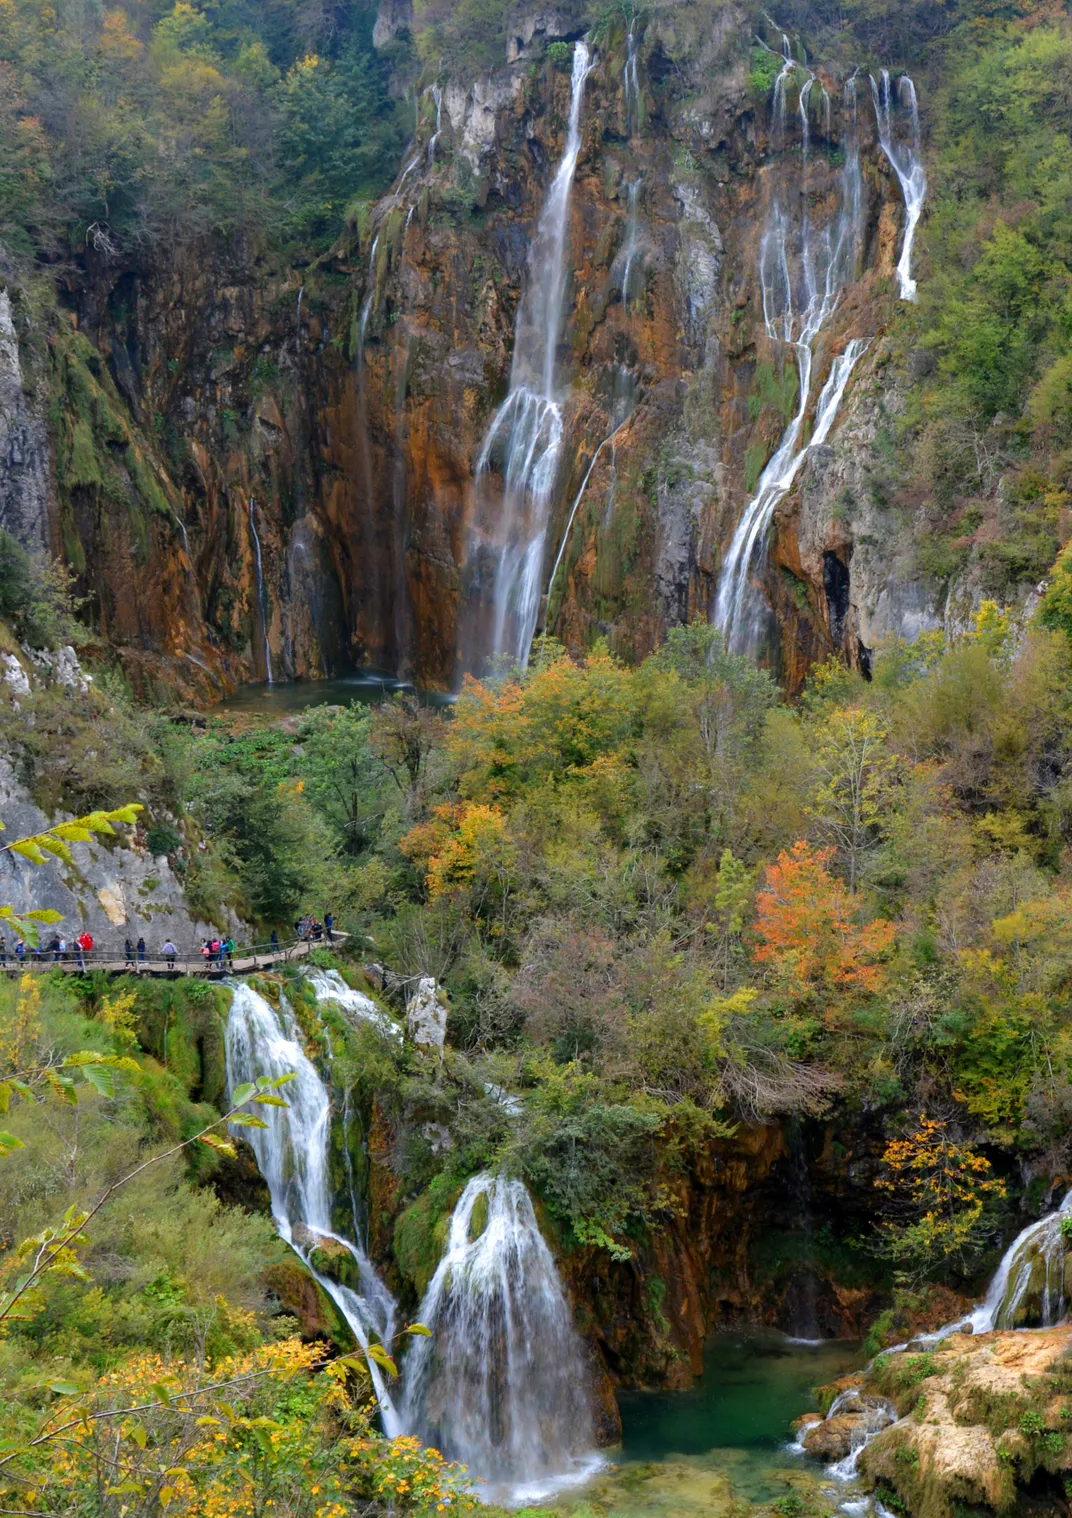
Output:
[{"left": 753, "top": 841, "right": 896, "bottom": 1022}]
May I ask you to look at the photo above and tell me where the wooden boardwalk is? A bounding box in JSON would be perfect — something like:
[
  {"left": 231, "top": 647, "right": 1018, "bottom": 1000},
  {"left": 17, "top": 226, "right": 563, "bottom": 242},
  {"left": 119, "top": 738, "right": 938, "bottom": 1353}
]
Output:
[{"left": 1, "top": 934, "right": 347, "bottom": 979}]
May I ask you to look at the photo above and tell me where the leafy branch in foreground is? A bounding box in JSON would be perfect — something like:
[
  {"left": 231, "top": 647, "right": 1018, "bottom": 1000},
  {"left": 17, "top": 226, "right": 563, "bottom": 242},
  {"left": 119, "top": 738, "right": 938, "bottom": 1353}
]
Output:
[{"left": 0, "top": 1072, "right": 295, "bottom": 1328}]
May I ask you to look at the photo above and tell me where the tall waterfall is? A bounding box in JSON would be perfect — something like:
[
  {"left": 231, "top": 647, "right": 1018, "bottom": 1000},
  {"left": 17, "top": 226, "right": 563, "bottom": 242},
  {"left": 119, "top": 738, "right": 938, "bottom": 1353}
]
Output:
[
  {"left": 225, "top": 983, "right": 402, "bottom": 1432},
  {"left": 401, "top": 1173, "right": 600, "bottom": 1503},
  {"left": 247, "top": 500, "right": 273, "bottom": 683},
  {"left": 870, "top": 71, "right": 926, "bottom": 303},
  {"left": 713, "top": 43, "right": 867, "bottom": 657},
  {"left": 624, "top": 19, "right": 640, "bottom": 136},
  {"left": 459, "top": 41, "right": 593, "bottom": 677}
]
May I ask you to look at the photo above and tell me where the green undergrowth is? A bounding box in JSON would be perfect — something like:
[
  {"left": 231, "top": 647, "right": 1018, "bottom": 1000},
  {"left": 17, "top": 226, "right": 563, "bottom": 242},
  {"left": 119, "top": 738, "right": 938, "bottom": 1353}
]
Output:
[{"left": 0, "top": 973, "right": 292, "bottom": 1376}]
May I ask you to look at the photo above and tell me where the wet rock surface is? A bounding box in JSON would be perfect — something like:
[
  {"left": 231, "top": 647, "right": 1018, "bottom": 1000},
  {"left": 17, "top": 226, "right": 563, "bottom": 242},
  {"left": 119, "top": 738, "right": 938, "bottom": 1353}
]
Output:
[{"left": 7, "top": 2, "right": 959, "bottom": 698}]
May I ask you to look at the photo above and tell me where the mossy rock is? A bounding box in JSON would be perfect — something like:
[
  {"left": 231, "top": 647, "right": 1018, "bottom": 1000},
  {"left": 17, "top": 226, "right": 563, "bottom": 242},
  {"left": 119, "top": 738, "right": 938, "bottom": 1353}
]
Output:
[
  {"left": 394, "top": 1183, "right": 456, "bottom": 1298},
  {"left": 263, "top": 1259, "right": 354, "bottom": 1350},
  {"left": 469, "top": 1188, "right": 489, "bottom": 1241},
  {"left": 306, "top": 1236, "right": 364, "bottom": 1293}
]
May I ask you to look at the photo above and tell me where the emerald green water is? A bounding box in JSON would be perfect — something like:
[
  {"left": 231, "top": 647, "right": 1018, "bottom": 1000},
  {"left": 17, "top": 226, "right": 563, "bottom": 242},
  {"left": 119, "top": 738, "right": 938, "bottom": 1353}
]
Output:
[
  {"left": 218, "top": 670, "right": 409, "bottom": 716},
  {"left": 541, "top": 1331, "right": 863, "bottom": 1518},
  {"left": 218, "top": 670, "right": 455, "bottom": 717}
]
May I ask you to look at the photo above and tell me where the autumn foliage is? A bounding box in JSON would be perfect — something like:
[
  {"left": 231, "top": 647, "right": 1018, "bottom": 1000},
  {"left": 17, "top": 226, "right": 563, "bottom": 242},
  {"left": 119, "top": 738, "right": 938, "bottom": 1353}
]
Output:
[{"left": 752, "top": 842, "right": 896, "bottom": 1011}]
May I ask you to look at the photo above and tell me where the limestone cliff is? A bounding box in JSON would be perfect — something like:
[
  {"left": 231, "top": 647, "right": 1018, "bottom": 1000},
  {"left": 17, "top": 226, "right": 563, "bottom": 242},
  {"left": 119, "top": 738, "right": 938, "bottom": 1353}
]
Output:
[{"left": 2, "top": 0, "right": 964, "bottom": 696}]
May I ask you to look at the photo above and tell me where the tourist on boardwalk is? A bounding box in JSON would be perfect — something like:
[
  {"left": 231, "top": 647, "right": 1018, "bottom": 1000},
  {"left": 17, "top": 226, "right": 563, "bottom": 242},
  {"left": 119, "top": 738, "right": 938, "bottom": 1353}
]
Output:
[
  {"left": 324, "top": 911, "right": 334, "bottom": 941},
  {"left": 161, "top": 939, "right": 177, "bottom": 971},
  {"left": 223, "top": 936, "right": 235, "bottom": 968},
  {"left": 0, "top": 936, "right": 6, "bottom": 966},
  {"left": 270, "top": 929, "right": 279, "bottom": 951},
  {"left": 77, "top": 930, "right": 93, "bottom": 969},
  {"left": 137, "top": 937, "right": 146, "bottom": 964},
  {"left": 124, "top": 938, "right": 135, "bottom": 966},
  {"left": 14, "top": 939, "right": 25, "bottom": 961}
]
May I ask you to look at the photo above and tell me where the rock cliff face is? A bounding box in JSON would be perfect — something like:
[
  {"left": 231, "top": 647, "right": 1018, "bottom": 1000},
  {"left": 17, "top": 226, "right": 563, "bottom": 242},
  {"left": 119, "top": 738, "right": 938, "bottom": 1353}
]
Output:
[{"left": 3, "top": 0, "right": 952, "bottom": 697}]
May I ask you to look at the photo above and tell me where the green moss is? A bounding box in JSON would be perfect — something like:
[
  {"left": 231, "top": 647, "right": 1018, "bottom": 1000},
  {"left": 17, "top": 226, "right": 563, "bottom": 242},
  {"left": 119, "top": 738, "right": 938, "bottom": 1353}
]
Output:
[
  {"left": 66, "top": 419, "right": 102, "bottom": 487},
  {"left": 748, "top": 45, "right": 783, "bottom": 103},
  {"left": 744, "top": 442, "right": 768, "bottom": 493},
  {"left": 393, "top": 1176, "right": 458, "bottom": 1297},
  {"left": 469, "top": 1189, "right": 489, "bottom": 1241},
  {"left": 749, "top": 360, "right": 800, "bottom": 423}
]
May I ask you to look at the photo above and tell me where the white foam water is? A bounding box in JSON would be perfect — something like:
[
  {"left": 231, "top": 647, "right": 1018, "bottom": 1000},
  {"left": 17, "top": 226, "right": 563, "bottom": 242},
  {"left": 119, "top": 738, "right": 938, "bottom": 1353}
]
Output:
[{"left": 401, "top": 1172, "right": 601, "bottom": 1503}]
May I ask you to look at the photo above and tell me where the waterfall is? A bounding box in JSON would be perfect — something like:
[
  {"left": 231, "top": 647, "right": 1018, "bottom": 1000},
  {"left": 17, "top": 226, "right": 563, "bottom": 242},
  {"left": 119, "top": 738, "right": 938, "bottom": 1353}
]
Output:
[
  {"left": 960, "top": 1189, "right": 1072, "bottom": 1333},
  {"left": 869, "top": 71, "right": 926, "bottom": 302},
  {"left": 460, "top": 41, "right": 593, "bottom": 677},
  {"left": 172, "top": 511, "right": 190, "bottom": 557},
  {"left": 225, "top": 983, "right": 401, "bottom": 1431},
  {"left": 823, "top": 1389, "right": 897, "bottom": 1482},
  {"left": 357, "top": 234, "right": 381, "bottom": 361},
  {"left": 428, "top": 84, "right": 444, "bottom": 164},
  {"left": 543, "top": 377, "right": 635, "bottom": 624},
  {"left": 712, "top": 46, "right": 867, "bottom": 658},
  {"left": 619, "top": 179, "right": 643, "bottom": 306},
  {"left": 247, "top": 500, "right": 273, "bottom": 683},
  {"left": 307, "top": 967, "right": 402, "bottom": 1043},
  {"left": 400, "top": 1173, "right": 601, "bottom": 1502},
  {"left": 624, "top": 19, "right": 640, "bottom": 136}
]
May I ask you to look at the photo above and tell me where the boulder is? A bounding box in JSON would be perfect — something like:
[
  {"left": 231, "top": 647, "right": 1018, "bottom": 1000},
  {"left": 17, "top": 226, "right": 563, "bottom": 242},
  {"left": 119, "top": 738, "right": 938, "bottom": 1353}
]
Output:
[{"left": 407, "top": 976, "right": 448, "bottom": 1047}]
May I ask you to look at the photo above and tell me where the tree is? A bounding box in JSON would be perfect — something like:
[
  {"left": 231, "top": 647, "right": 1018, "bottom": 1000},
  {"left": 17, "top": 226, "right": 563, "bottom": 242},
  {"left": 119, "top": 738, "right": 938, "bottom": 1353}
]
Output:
[
  {"left": 297, "top": 703, "right": 387, "bottom": 851},
  {"left": 753, "top": 841, "right": 896, "bottom": 1016},
  {"left": 874, "top": 1114, "right": 1006, "bottom": 1279},
  {"left": 0, "top": 803, "right": 142, "bottom": 946},
  {"left": 807, "top": 705, "right": 897, "bottom": 890},
  {"left": 369, "top": 692, "right": 441, "bottom": 816}
]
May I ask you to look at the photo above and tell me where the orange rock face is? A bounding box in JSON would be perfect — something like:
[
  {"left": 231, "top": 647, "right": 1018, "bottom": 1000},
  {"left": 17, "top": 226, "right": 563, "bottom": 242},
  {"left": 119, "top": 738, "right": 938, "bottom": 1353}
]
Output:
[{"left": 48, "top": 5, "right": 916, "bottom": 698}]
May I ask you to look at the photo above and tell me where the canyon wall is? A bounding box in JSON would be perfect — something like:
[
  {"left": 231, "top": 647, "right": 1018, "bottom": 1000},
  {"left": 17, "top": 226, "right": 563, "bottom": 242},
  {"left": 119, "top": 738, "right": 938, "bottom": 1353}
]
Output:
[{"left": 4, "top": 0, "right": 952, "bottom": 698}]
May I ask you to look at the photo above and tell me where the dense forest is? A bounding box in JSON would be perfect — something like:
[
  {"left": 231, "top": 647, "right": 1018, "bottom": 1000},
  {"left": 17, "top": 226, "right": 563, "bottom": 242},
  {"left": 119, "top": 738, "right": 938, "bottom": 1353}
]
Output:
[{"left": 6, "top": 0, "right": 1072, "bottom": 1515}]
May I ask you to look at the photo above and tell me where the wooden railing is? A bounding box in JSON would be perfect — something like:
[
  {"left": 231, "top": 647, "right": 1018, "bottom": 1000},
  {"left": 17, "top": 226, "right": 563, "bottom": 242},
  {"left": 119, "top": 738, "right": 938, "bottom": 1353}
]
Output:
[{"left": 1, "top": 932, "right": 348, "bottom": 978}]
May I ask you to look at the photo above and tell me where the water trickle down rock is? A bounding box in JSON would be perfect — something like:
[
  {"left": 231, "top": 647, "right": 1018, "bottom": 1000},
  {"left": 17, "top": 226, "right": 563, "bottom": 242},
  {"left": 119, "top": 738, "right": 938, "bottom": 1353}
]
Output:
[
  {"left": 712, "top": 34, "right": 868, "bottom": 658},
  {"left": 401, "top": 1172, "right": 601, "bottom": 1502},
  {"left": 307, "top": 967, "right": 402, "bottom": 1043},
  {"left": 869, "top": 70, "right": 926, "bottom": 303}
]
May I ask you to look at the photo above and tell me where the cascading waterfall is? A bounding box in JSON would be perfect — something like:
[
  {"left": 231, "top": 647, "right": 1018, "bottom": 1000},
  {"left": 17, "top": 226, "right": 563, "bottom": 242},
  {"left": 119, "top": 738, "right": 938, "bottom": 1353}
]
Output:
[
  {"left": 225, "top": 982, "right": 401, "bottom": 1431},
  {"left": 869, "top": 70, "right": 926, "bottom": 303},
  {"left": 956, "top": 1189, "right": 1072, "bottom": 1335},
  {"left": 401, "top": 1173, "right": 600, "bottom": 1503},
  {"left": 307, "top": 966, "right": 402, "bottom": 1043},
  {"left": 624, "top": 18, "right": 640, "bottom": 136},
  {"left": 823, "top": 1389, "right": 897, "bottom": 1482},
  {"left": 712, "top": 39, "right": 867, "bottom": 657},
  {"left": 459, "top": 41, "right": 593, "bottom": 677},
  {"left": 428, "top": 84, "right": 444, "bottom": 164},
  {"left": 247, "top": 499, "right": 273, "bottom": 683},
  {"left": 619, "top": 179, "right": 643, "bottom": 306}
]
